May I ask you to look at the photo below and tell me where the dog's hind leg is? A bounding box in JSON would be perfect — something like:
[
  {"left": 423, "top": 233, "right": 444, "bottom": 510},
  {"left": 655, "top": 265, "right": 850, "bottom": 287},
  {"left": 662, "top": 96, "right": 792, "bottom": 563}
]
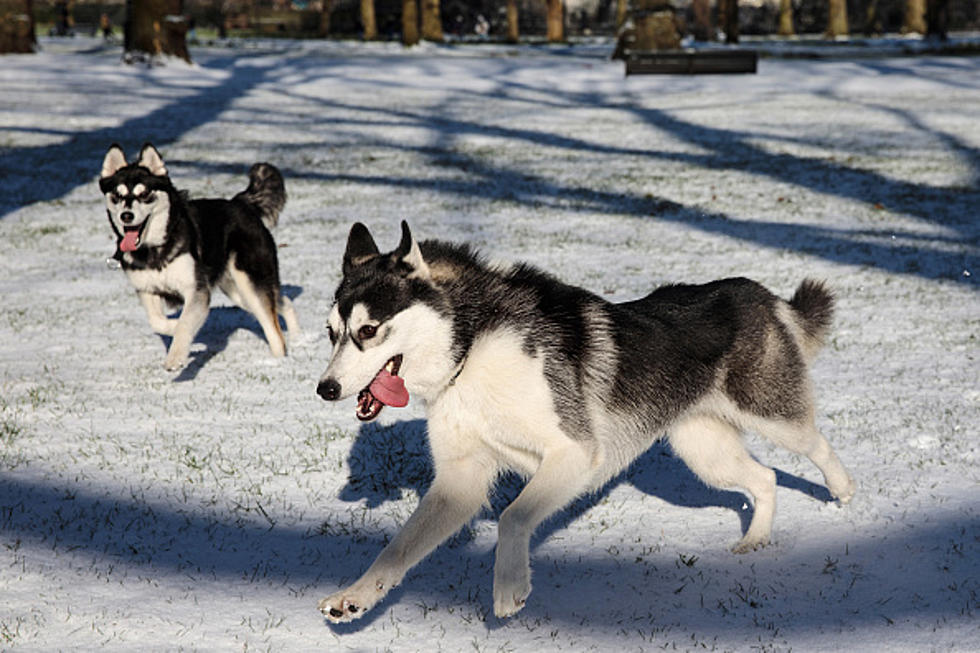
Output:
[
  {"left": 227, "top": 264, "right": 286, "bottom": 357},
  {"left": 493, "top": 440, "right": 593, "bottom": 617},
  {"left": 669, "top": 415, "right": 777, "bottom": 554},
  {"left": 278, "top": 294, "right": 300, "bottom": 338},
  {"left": 319, "top": 454, "right": 495, "bottom": 624},
  {"left": 138, "top": 291, "right": 178, "bottom": 336},
  {"left": 756, "top": 418, "right": 856, "bottom": 504}
]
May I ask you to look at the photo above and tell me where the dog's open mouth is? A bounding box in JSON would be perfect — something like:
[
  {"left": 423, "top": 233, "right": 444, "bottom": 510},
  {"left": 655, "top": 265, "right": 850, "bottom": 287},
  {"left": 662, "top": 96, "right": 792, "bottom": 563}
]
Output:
[
  {"left": 356, "top": 354, "right": 409, "bottom": 421},
  {"left": 119, "top": 225, "right": 143, "bottom": 252}
]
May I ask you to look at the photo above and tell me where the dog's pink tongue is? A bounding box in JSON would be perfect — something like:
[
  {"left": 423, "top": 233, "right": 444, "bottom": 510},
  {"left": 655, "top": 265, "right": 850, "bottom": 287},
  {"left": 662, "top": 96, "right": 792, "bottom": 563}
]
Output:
[
  {"left": 120, "top": 230, "right": 140, "bottom": 252},
  {"left": 369, "top": 370, "right": 409, "bottom": 408}
]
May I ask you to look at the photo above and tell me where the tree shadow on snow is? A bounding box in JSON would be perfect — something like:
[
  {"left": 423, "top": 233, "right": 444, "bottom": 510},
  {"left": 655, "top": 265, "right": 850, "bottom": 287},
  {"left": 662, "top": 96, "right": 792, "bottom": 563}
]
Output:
[
  {"left": 168, "top": 283, "right": 303, "bottom": 382},
  {"left": 0, "top": 52, "right": 278, "bottom": 220},
  {"left": 0, "top": 432, "right": 975, "bottom": 636}
]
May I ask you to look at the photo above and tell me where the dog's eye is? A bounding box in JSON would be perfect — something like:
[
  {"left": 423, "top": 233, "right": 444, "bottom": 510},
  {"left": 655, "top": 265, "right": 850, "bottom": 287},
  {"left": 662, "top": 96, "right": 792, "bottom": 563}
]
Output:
[
  {"left": 109, "top": 192, "right": 122, "bottom": 203},
  {"left": 358, "top": 324, "right": 377, "bottom": 340},
  {"left": 140, "top": 191, "right": 155, "bottom": 203}
]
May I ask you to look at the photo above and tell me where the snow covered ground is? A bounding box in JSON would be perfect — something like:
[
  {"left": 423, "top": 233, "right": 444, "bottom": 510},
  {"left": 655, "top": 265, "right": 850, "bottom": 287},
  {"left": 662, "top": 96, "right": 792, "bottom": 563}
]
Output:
[{"left": 0, "top": 36, "right": 977, "bottom": 651}]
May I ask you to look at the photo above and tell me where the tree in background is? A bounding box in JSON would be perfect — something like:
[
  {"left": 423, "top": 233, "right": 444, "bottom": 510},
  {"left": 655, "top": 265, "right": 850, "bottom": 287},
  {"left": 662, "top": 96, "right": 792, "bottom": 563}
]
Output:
[
  {"left": 718, "top": 0, "right": 739, "bottom": 43},
  {"left": 546, "top": 0, "right": 563, "bottom": 42},
  {"left": 319, "top": 0, "right": 334, "bottom": 36},
  {"left": 691, "top": 0, "right": 712, "bottom": 40},
  {"left": 0, "top": 0, "right": 35, "bottom": 53},
  {"left": 615, "top": 0, "right": 628, "bottom": 28},
  {"left": 826, "top": 0, "right": 849, "bottom": 37},
  {"left": 420, "top": 0, "right": 441, "bottom": 41},
  {"left": 401, "top": 0, "right": 418, "bottom": 45},
  {"left": 361, "top": 0, "right": 377, "bottom": 40},
  {"left": 925, "top": 0, "right": 949, "bottom": 38},
  {"left": 778, "top": 0, "right": 794, "bottom": 36},
  {"left": 124, "top": 0, "right": 190, "bottom": 63},
  {"left": 902, "top": 0, "right": 926, "bottom": 32},
  {"left": 863, "top": 0, "right": 882, "bottom": 35},
  {"left": 629, "top": 0, "right": 680, "bottom": 51},
  {"left": 506, "top": 0, "right": 518, "bottom": 42}
]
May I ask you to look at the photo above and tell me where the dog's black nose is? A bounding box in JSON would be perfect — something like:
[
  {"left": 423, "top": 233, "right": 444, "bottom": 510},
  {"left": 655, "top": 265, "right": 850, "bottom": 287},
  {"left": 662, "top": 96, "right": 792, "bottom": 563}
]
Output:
[
  {"left": 120, "top": 211, "right": 135, "bottom": 224},
  {"left": 317, "top": 379, "right": 341, "bottom": 401}
]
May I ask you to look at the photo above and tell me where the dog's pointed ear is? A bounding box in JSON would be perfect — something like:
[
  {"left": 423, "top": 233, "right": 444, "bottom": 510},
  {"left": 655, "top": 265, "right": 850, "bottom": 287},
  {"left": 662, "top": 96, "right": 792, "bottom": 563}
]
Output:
[
  {"left": 393, "top": 220, "right": 430, "bottom": 281},
  {"left": 343, "top": 222, "right": 380, "bottom": 276},
  {"left": 101, "top": 144, "right": 127, "bottom": 179},
  {"left": 137, "top": 143, "right": 167, "bottom": 177}
]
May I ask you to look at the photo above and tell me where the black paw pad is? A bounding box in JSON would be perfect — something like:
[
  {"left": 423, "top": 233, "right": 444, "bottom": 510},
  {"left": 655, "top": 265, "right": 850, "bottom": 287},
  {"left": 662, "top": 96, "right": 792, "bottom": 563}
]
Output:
[{"left": 329, "top": 607, "right": 343, "bottom": 618}]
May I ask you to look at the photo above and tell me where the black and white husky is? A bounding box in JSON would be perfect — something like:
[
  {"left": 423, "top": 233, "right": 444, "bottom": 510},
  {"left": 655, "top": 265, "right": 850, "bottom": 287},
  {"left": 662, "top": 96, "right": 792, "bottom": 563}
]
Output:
[
  {"left": 316, "top": 222, "right": 855, "bottom": 622},
  {"left": 99, "top": 143, "right": 299, "bottom": 370}
]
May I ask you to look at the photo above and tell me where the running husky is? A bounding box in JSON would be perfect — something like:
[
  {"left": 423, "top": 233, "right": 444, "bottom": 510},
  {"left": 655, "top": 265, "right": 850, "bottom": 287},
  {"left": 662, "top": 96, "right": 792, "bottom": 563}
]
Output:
[
  {"left": 99, "top": 143, "right": 299, "bottom": 371},
  {"left": 316, "top": 222, "right": 855, "bottom": 622}
]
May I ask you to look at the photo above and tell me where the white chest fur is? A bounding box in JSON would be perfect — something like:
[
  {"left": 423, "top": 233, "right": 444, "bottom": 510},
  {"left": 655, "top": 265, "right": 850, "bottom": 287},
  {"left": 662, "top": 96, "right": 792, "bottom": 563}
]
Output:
[
  {"left": 426, "top": 330, "right": 578, "bottom": 477},
  {"left": 124, "top": 252, "right": 197, "bottom": 298}
]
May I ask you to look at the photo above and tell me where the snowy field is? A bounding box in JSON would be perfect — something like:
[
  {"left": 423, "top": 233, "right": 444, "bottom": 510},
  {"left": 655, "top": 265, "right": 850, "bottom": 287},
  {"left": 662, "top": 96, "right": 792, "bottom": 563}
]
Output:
[{"left": 0, "top": 36, "right": 977, "bottom": 651}]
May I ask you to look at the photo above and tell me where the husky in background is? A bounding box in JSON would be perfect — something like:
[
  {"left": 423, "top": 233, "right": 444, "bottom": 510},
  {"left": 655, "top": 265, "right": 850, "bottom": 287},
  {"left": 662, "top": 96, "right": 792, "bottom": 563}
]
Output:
[
  {"left": 99, "top": 143, "right": 299, "bottom": 370},
  {"left": 315, "top": 222, "right": 855, "bottom": 622}
]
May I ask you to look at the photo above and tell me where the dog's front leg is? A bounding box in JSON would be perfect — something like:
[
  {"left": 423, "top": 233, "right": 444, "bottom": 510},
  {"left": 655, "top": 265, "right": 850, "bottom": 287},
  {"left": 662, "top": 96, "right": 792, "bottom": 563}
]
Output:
[
  {"left": 163, "top": 288, "right": 210, "bottom": 371},
  {"left": 137, "top": 291, "right": 178, "bottom": 336},
  {"left": 494, "top": 440, "right": 593, "bottom": 618},
  {"left": 319, "top": 456, "right": 493, "bottom": 624}
]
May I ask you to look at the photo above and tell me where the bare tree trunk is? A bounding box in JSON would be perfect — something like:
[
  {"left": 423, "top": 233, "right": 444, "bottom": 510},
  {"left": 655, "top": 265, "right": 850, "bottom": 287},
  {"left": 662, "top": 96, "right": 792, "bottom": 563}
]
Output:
[
  {"left": 420, "top": 0, "right": 441, "bottom": 41},
  {"left": 902, "top": 0, "right": 926, "bottom": 33},
  {"left": 546, "top": 0, "right": 563, "bottom": 43},
  {"left": 0, "top": 0, "right": 35, "bottom": 53},
  {"left": 506, "top": 0, "right": 518, "bottom": 42},
  {"left": 826, "top": 0, "right": 849, "bottom": 37},
  {"left": 319, "top": 0, "right": 334, "bottom": 37},
  {"left": 718, "top": 0, "right": 739, "bottom": 43},
  {"left": 863, "top": 0, "right": 881, "bottom": 35},
  {"left": 632, "top": 0, "right": 680, "bottom": 50},
  {"left": 777, "top": 0, "right": 794, "bottom": 35},
  {"left": 925, "top": 0, "right": 948, "bottom": 38},
  {"left": 615, "top": 0, "right": 628, "bottom": 28},
  {"left": 691, "top": 0, "right": 712, "bottom": 41},
  {"left": 402, "top": 0, "right": 418, "bottom": 45},
  {"left": 125, "top": 0, "right": 190, "bottom": 63},
  {"left": 361, "top": 0, "right": 377, "bottom": 40}
]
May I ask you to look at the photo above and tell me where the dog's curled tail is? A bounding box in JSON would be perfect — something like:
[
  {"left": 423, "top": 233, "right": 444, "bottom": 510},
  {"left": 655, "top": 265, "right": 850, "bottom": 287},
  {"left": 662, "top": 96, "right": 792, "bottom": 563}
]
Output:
[
  {"left": 238, "top": 162, "right": 286, "bottom": 229},
  {"left": 788, "top": 279, "right": 835, "bottom": 360}
]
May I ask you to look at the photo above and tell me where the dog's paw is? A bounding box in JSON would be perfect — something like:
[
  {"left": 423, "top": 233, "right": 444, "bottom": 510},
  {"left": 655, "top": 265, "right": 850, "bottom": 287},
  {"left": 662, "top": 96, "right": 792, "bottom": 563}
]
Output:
[
  {"left": 493, "top": 567, "right": 531, "bottom": 618},
  {"left": 831, "top": 476, "right": 857, "bottom": 505},
  {"left": 493, "top": 587, "right": 529, "bottom": 619},
  {"left": 163, "top": 354, "right": 187, "bottom": 371},
  {"left": 318, "top": 581, "right": 386, "bottom": 624},
  {"left": 731, "top": 534, "right": 769, "bottom": 554},
  {"left": 318, "top": 594, "right": 365, "bottom": 624}
]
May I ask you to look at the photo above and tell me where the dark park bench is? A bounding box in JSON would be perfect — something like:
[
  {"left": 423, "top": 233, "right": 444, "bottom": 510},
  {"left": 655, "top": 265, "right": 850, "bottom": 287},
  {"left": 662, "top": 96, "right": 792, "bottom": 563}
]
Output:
[{"left": 625, "top": 48, "right": 758, "bottom": 75}]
